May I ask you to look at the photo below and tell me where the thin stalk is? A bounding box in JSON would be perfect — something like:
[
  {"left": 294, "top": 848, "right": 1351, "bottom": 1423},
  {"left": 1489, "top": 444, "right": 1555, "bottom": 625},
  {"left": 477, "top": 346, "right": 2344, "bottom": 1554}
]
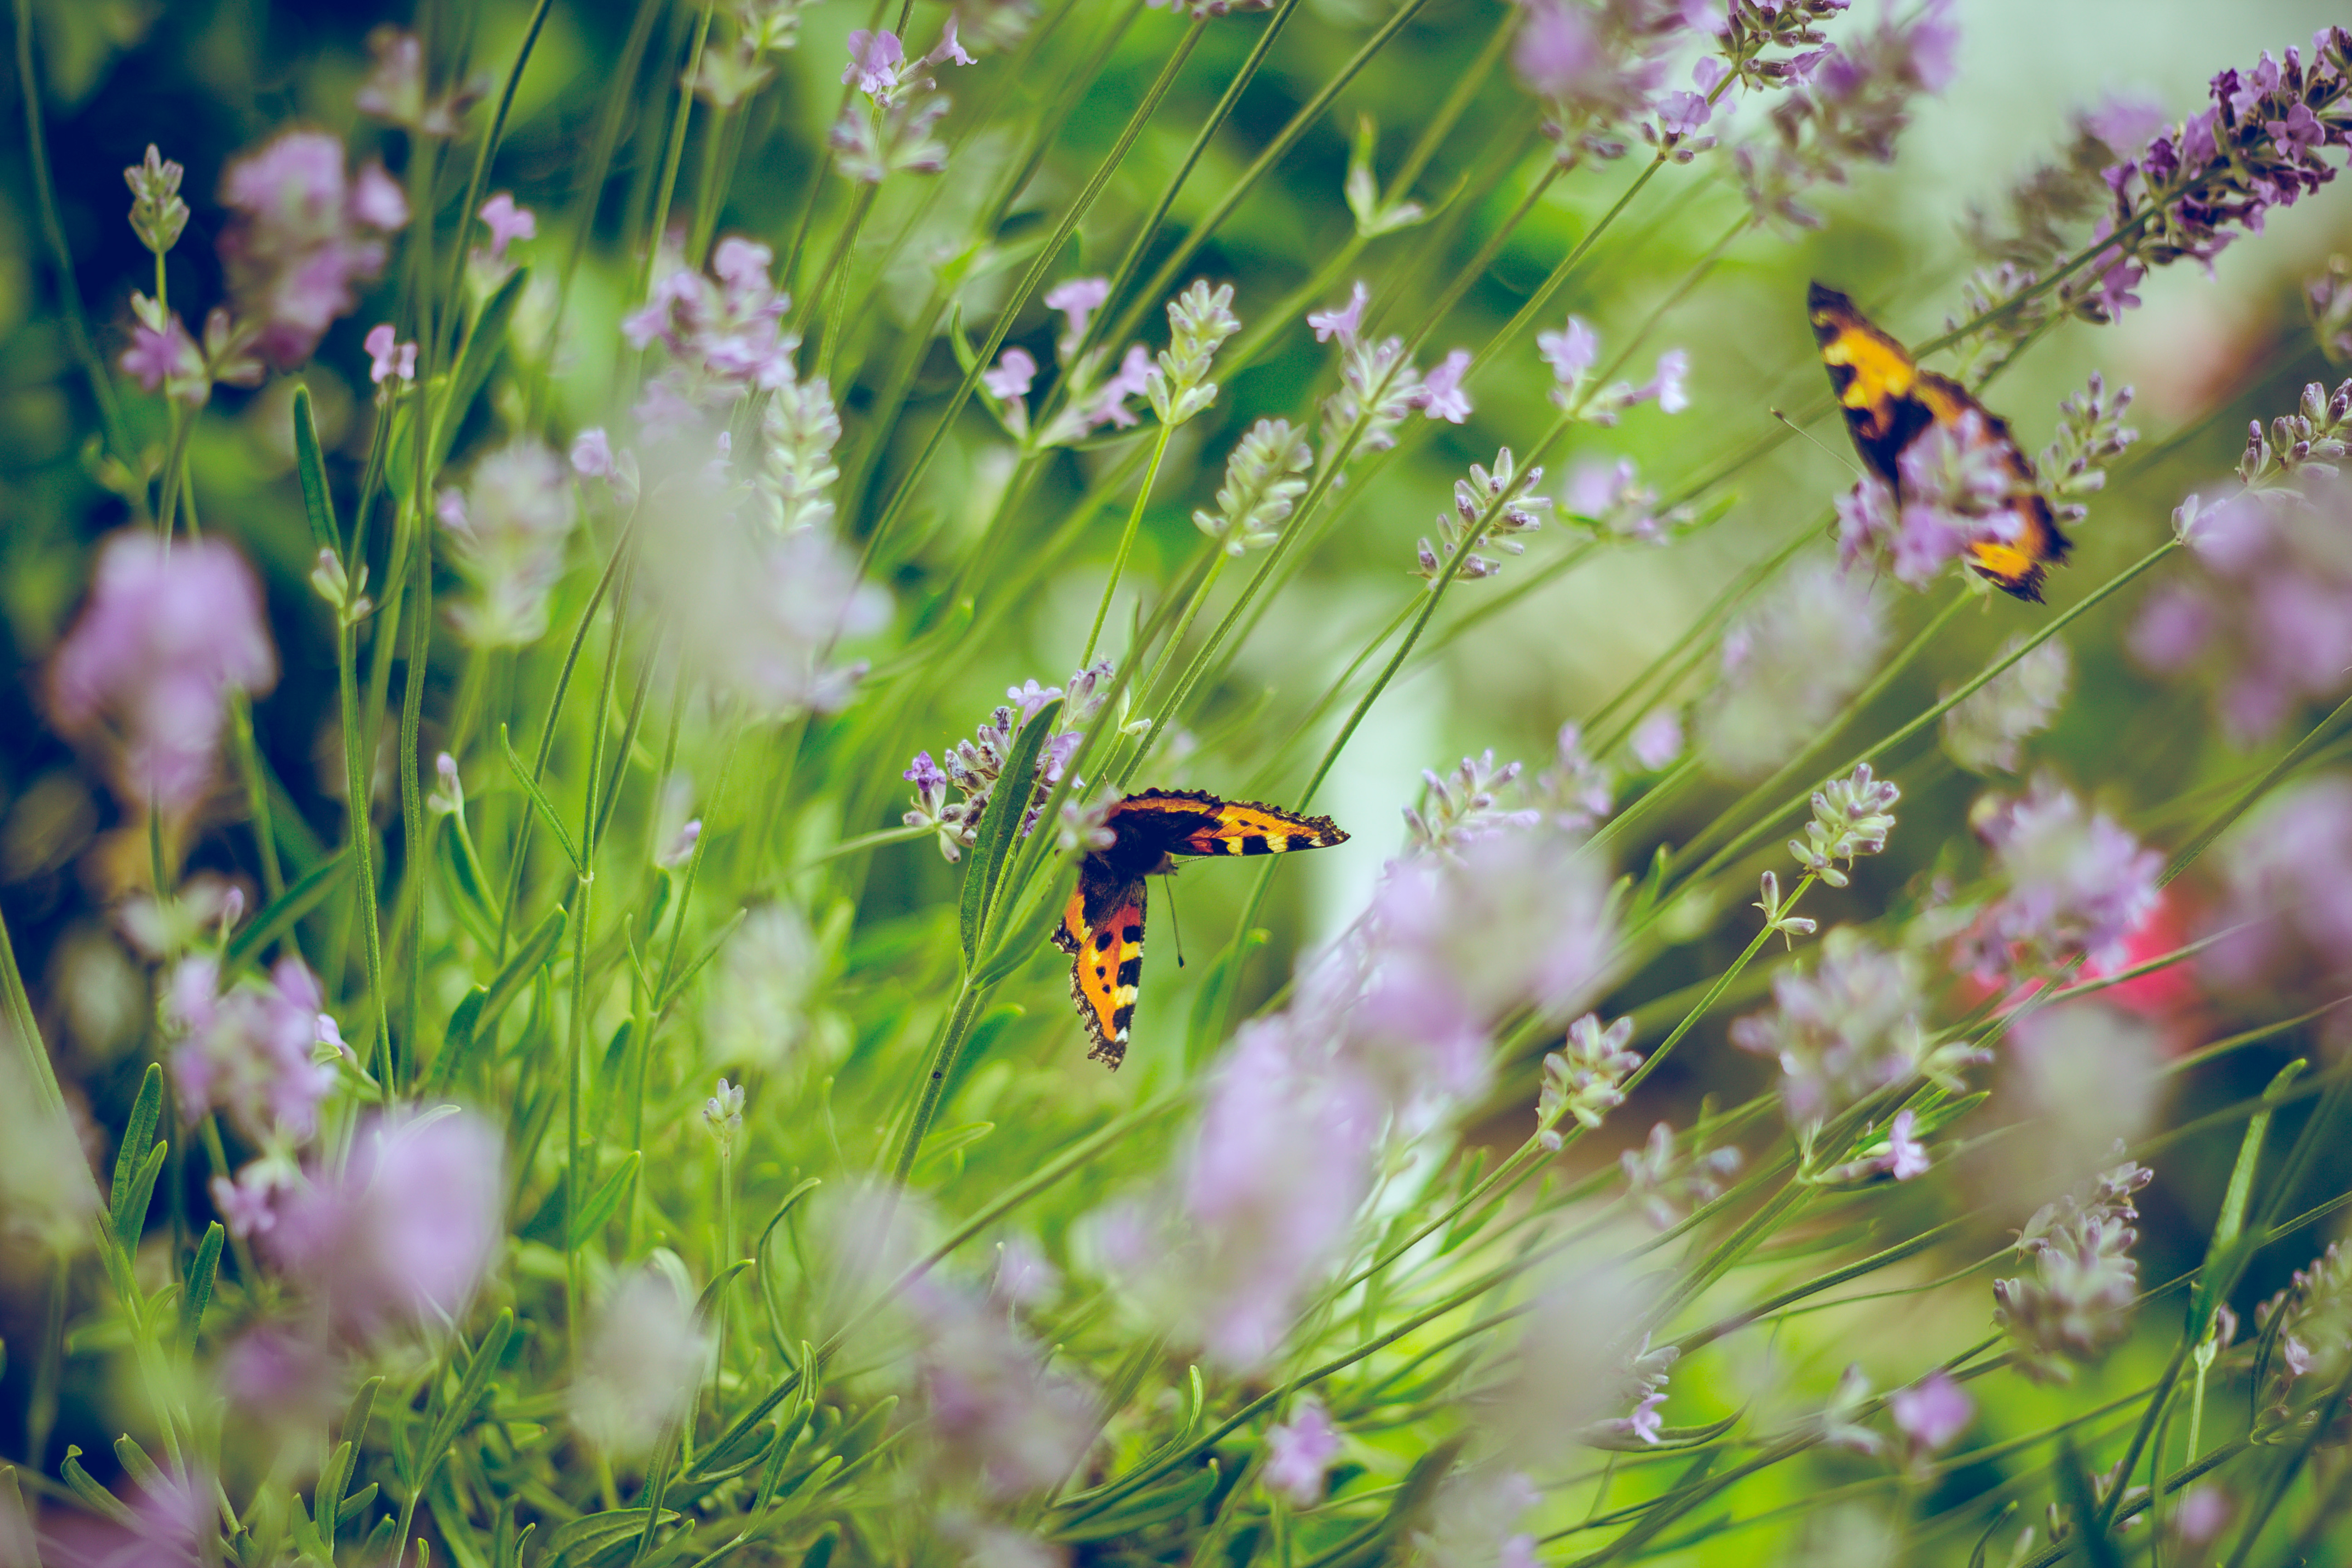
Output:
[
  {"left": 643, "top": 1, "right": 718, "bottom": 297},
  {"left": 1079, "top": 424, "right": 1176, "bottom": 670},
  {"left": 441, "top": 0, "right": 558, "bottom": 362}
]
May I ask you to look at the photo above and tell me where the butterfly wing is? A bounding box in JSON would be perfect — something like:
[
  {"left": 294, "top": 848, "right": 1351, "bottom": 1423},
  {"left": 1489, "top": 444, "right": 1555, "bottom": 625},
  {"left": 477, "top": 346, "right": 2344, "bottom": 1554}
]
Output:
[
  {"left": 1108, "top": 788, "right": 1350, "bottom": 858},
  {"left": 1808, "top": 282, "right": 1931, "bottom": 484},
  {"left": 1055, "top": 863, "right": 1147, "bottom": 1069},
  {"left": 1914, "top": 372, "right": 2073, "bottom": 603}
]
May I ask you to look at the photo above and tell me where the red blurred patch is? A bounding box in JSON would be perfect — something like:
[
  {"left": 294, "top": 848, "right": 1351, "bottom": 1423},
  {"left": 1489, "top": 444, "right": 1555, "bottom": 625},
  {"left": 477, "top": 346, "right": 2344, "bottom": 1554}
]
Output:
[{"left": 1958, "top": 887, "right": 2206, "bottom": 1048}]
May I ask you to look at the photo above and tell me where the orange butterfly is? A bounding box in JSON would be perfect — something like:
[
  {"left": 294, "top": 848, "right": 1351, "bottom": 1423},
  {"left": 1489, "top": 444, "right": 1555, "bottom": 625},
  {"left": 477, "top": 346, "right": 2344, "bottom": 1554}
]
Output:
[
  {"left": 1053, "top": 789, "right": 1348, "bottom": 1068},
  {"left": 1807, "top": 281, "right": 2071, "bottom": 601}
]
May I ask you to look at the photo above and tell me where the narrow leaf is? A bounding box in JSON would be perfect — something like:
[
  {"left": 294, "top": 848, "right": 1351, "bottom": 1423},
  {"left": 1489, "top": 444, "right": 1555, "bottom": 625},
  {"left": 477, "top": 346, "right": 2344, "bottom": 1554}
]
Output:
[
  {"left": 224, "top": 850, "right": 352, "bottom": 975},
  {"left": 433, "top": 269, "right": 529, "bottom": 472},
  {"left": 566, "top": 1152, "right": 641, "bottom": 1248},
  {"left": 500, "top": 725, "right": 584, "bottom": 872},
  {"left": 178, "top": 1222, "right": 224, "bottom": 1350},
  {"left": 960, "top": 700, "right": 1061, "bottom": 964},
  {"left": 430, "top": 906, "right": 568, "bottom": 1095},
  {"left": 291, "top": 384, "right": 341, "bottom": 556},
  {"left": 109, "top": 1063, "right": 164, "bottom": 1243}
]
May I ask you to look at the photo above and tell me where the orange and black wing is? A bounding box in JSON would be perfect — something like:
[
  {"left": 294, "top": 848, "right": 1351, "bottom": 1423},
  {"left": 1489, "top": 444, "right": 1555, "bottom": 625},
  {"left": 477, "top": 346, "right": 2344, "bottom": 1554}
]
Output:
[
  {"left": 1053, "top": 864, "right": 1147, "bottom": 1069},
  {"left": 1808, "top": 281, "right": 1930, "bottom": 486},
  {"left": 1108, "top": 788, "right": 1350, "bottom": 858},
  {"left": 1912, "top": 372, "right": 2073, "bottom": 603},
  {"left": 1809, "top": 282, "right": 2071, "bottom": 604}
]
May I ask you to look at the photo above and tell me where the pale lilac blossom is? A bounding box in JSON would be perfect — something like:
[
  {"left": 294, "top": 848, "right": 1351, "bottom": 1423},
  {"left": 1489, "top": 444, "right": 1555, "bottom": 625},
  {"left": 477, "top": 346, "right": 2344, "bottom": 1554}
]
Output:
[
  {"left": 474, "top": 192, "right": 536, "bottom": 266},
  {"left": 262, "top": 1109, "right": 504, "bottom": 1341},
  {"left": 1943, "top": 637, "right": 2070, "bottom": 773},
  {"left": 982, "top": 346, "right": 1037, "bottom": 402},
  {"left": 120, "top": 308, "right": 209, "bottom": 406},
  {"left": 216, "top": 130, "right": 410, "bottom": 369},
  {"left": 1264, "top": 1401, "right": 1341, "bottom": 1505},
  {"left": 166, "top": 956, "right": 338, "bottom": 1149},
  {"left": 1630, "top": 709, "right": 1684, "bottom": 769},
  {"left": 363, "top": 322, "right": 416, "bottom": 385},
  {"left": 1619, "top": 1121, "right": 1741, "bottom": 1227},
  {"left": 1960, "top": 779, "right": 2159, "bottom": 981},
  {"left": 1413, "top": 348, "right": 1474, "bottom": 422},
  {"left": 1044, "top": 275, "right": 1112, "bottom": 355},
  {"left": 1537, "top": 315, "right": 1598, "bottom": 382},
  {"left": 1888, "top": 1369, "right": 1973, "bottom": 1456},
  {"left": 48, "top": 532, "right": 279, "bottom": 816},
  {"left": 1307, "top": 281, "right": 1368, "bottom": 344},
  {"left": 1697, "top": 557, "right": 1886, "bottom": 779},
  {"left": 438, "top": 442, "right": 581, "bottom": 648},
  {"left": 1994, "top": 1157, "right": 2152, "bottom": 1382},
  {"left": 572, "top": 1270, "right": 712, "bottom": 1457}
]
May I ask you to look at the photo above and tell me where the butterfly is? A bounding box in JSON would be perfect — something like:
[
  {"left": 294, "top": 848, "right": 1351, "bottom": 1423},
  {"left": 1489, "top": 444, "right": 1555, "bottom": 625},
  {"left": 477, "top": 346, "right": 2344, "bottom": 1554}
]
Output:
[
  {"left": 1052, "top": 788, "right": 1348, "bottom": 1068},
  {"left": 1807, "top": 281, "right": 2070, "bottom": 602}
]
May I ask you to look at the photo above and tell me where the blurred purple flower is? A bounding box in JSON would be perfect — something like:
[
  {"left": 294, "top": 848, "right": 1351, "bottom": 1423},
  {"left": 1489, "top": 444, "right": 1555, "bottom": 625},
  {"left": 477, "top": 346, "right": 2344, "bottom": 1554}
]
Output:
[
  {"left": 626, "top": 236, "right": 798, "bottom": 414},
  {"left": 843, "top": 28, "right": 907, "bottom": 96},
  {"left": 216, "top": 130, "right": 408, "bottom": 370},
  {"left": 263, "top": 1109, "right": 503, "bottom": 1341},
  {"left": 2132, "top": 472, "right": 2352, "bottom": 745},
  {"left": 166, "top": 955, "right": 338, "bottom": 1149},
  {"left": 1994, "top": 1157, "right": 2152, "bottom": 1382},
  {"left": 911, "top": 1278, "right": 1098, "bottom": 1496},
  {"left": 121, "top": 310, "right": 208, "bottom": 406},
  {"left": 363, "top": 322, "right": 416, "bottom": 385},
  {"left": 1308, "top": 281, "right": 1368, "bottom": 345},
  {"left": 1412, "top": 348, "right": 1474, "bottom": 422},
  {"left": 1044, "top": 275, "right": 1112, "bottom": 354},
  {"left": 1619, "top": 1120, "right": 1741, "bottom": 1227},
  {"left": 1888, "top": 1369, "right": 1972, "bottom": 1455},
  {"left": 571, "top": 1270, "right": 711, "bottom": 1457},
  {"left": 1537, "top": 314, "right": 1598, "bottom": 383},
  {"left": 1630, "top": 709, "right": 1684, "bottom": 769},
  {"left": 39, "top": 1462, "right": 209, "bottom": 1568},
  {"left": 1697, "top": 557, "right": 1886, "bottom": 779},
  {"left": 982, "top": 346, "right": 1036, "bottom": 402},
  {"left": 439, "top": 442, "right": 580, "bottom": 648},
  {"left": 47, "top": 532, "right": 278, "bottom": 817},
  {"left": 1962, "top": 779, "right": 2160, "bottom": 981},
  {"left": 475, "top": 192, "right": 536, "bottom": 265},
  {"left": 2201, "top": 774, "right": 2352, "bottom": 1015},
  {"left": 1264, "top": 1400, "right": 1341, "bottom": 1505}
]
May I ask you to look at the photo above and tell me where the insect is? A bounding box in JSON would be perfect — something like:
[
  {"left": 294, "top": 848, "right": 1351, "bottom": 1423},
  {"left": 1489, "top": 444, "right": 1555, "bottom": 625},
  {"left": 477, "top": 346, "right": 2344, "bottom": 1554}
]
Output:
[
  {"left": 1053, "top": 789, "right": 1348, "bottom": 1068},
  {"left": 1807, "top": 281, "right": 2070, "bottom": 601}
]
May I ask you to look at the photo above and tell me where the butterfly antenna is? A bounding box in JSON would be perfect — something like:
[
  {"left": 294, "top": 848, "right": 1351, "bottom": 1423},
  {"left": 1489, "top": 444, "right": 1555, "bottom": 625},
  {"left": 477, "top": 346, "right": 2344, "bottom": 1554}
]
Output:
[
  {"left": 1772, "top": 407, "right": 1863, "bottom": 480},
  {"left": 1162, "top": 876, "right": 1186, "bottom": 968}
]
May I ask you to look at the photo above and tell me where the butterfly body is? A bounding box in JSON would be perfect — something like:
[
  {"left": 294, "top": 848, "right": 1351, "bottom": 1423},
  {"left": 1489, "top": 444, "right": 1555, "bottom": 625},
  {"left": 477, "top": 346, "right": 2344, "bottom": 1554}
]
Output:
[
  {"left": 1053, "top": 788, "right": 1348, "bottom": 1068},
  {"left": 1807, "top": 282, "right": 2070, "bottom": 601}
]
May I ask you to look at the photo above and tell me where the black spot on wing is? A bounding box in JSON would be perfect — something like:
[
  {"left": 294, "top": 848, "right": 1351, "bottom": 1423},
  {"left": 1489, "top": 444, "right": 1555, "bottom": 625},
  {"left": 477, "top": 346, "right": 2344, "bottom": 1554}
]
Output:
[{"left": 1116, "top": 956, "right": 1143, "bottom": 986}]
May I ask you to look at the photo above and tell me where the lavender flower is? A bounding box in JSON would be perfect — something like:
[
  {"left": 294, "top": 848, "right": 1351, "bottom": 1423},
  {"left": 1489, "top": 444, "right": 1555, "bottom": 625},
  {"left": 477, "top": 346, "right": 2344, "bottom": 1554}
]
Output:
[
  {"left": 362, "top": 323, "right": 416, "bottom": 386},
  {"left": 1730, "top": 927, "right": 1980, "bottom": 1137},
  {"left": 1539, "top": 312, "right": 1692, "bottom": 426},
  {"left": 908, "top": 1276, "right": 1097, "bottom": 1497},
  {"left": 763, "top": 362, "right": 843, "bottom": 533},
  {"left": 1313, "top": 284, "right": 1423, "bottom": 460},
  {"left": 1960, "top": 779, "right": 2159, "bottom": 981},
  {"left": 473, "top": 192, "right": 536, "bottom": 270},
  {"left": 1169, "top": 1019, "right": 1382, "bottom": 1367},
  {"left": 1833, "top": 411, "right": 2043, "bottom": 592},
  {"left": 1620, "top": 1121, "right": 1742, "bottom": 1228},
  {"left": 216, "top": 130, "right": 409, "bottom": 370},
  {"left": 1264, "top": 1401, "right": 1341, "bottom": 1505},
  {"left": 2036, "top": 373, "right": 2138, "bottom": 527},
  {"left": 355, "top": 24, "right": 479, "bottom": 135},
  {"left": 2201, "top": 774, "right": 2352, "bottom": 1018},
  {"left": 1196, "top": 419, "right": 1311, "bottom": 555},
  {"left": 571, "top": 1269, "right": 712, "bottom": 1457},
  {"left": 1536, "top": 724, "right": 1613, "bottom": 834},
  {"left": 1993, "top": 1157, "right": 2153, "bottom": 1382},
  {"left": 1943, "top": 636, "right": 2070, "bottom": 774},
  {"left": 1562, "top": 456, "right": 1688, "bottom": 542},
  {"left": 906, "top": 662, "right": 1112, "bottom": 859},
  {"left": 1415, "top": 450, "right": 1548, "bottom": 582},
  {"left": 1888, "top": 1370, "right": 1973, "bottom": 1463},
  {"left": 120, "top": 300, "right": 210, "bottom": 407},
  {"left": 1145, "top": 279, "right": 1241, "bottom": 426},
  {"left": 1512, "top": 0, "right": 1691, "bottom": 167},
  {"left": 1402, "top": 752, "right": 1537, "bottom": 856},
  {"left": 633, "top": 417, "right": 887, "bottom": 718},
  {"left": 165, "top": 956, "right": 338, "bottom": 1151},
  {"left": 438, "top": 442, "right": 580, "bottom": 648},
  {"left": 1411, "top": 348, "right": 1475, "bottom": 423},
  {"left": 1733, "top": 0, "right": 1956, "bottom": 230},
  {"left": 1044, "top": 275, "right": 1111, "bottom": 355},
  {"left": 124, "top": 144, "right": 188, "bottom": 256},
  {"left": 626, "top": 237, "right": 799, "bottom": 417},
  {"left": 831, "top": 24, "right": 972, "bottom": 181},
  {"left": 1537, "top": 1012, "right": 1642, "bottom": 1147},
  {"left": 1787, "top": 761, "right": 1899, "bottom": 888},
  {"left": 2132, "top": 452, "right": 2352, "bottom": 744},
  {"left": 1696, "top": 557, "right": 1886, "bottom": 779},
  {"left": 47, "top": 532, "right": 278, "bottom": 817},
  {"left": 1829, "top": 1107, "right": 1928, "bottom": 1183},
  {"left": 2000, "top": 1003, "right": 2163, "bottom": 1208},
  {"left": 1630, "top": 709, "right": 1684, "bottom": 770},
  {"left": 2256, "top": 1242, "right": 2352, "bottom": 1420},
  {"left": 261, "top": 1109, "right": 503, "bottom": 1341}
]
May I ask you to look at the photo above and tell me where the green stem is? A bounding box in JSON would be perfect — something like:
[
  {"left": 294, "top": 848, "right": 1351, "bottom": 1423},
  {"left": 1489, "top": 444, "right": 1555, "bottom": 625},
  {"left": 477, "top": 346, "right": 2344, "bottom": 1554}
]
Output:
[{"left": 1079, "top": 424, "right": 1176, "bottom": 671}]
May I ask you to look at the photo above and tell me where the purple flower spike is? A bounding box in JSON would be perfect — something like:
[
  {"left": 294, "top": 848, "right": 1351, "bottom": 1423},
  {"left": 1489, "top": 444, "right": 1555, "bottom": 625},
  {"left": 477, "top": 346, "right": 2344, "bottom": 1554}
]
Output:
[{"left": 1307, "top": 281, "right": 1368, "bottom": 345}]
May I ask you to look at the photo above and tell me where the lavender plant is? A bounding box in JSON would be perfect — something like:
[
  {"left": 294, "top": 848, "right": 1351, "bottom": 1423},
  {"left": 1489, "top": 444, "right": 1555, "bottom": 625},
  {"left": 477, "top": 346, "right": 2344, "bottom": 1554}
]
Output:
[{"left": 7, "top": 4, "right": 2352, "bottom": 1567}]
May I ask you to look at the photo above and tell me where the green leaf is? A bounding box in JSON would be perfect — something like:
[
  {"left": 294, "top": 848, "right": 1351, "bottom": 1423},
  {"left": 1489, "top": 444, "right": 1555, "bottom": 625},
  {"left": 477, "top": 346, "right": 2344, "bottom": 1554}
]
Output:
[
  {"left": 223, "top": 850, "right": 352, "bottom": 976},
  {"left": 567, "top": 1152, "right": 641, "bottom": 1248},
  {"left": 960, "top": 700, "right": 1061, "bottom": 964},
  {"left": 800, "top": 1526, "right": 839, "bottom": 1568},
  {"left": 911, "top": 1121, "right": 995, "bottom": 1177},
  {"left": 500, "top": 724, "right": 584, "bottom": 872},
  {"left": 338, "top": 1483, "right": 379, "bottom": 1525},
  {"left": 430, "top": 906, "right": 568, "bottom": 1095},
  {"left": 423, "top": 1310, "right": 514, "bottom": 1467},
  {"left": 110, "top": 1434, "right": 164, "bottom": 1494},
  {"left": 433, "top": 268, "right": 529, "bottom": 473},
  {"left": 291, "top": 384, "right": 342, "bottom": 557},
  {"left": 1968, "top": 1502, "right": 2019, "bottom": 1568},
  {"left": 178, "top": 1222, "right": 223, "bottom": 1350},
  {"left": 1052, "top": 1461, "right": 1220, "bottom": 1541},
  {"left": 314, "top": 1376, "right": 380, "bottom": 1553},
  {"left": 542, "top": 1509, "right": 678, "bottom": 1568},
  {"left": 60, "top": 1447, "right": 136, "bottom": 1527},
  {"left": 108, "top": 1063, "right": 164, "bottom": 1244},
  {"left": 436, "top": 826, "right": 500, "bottom": 949},
  {"left": 694, "top": 1257, "right": 754, "bottom": 1323},
  {"left": 2191, "top": 1057, "right": 2303, "bottom": 1333}
]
